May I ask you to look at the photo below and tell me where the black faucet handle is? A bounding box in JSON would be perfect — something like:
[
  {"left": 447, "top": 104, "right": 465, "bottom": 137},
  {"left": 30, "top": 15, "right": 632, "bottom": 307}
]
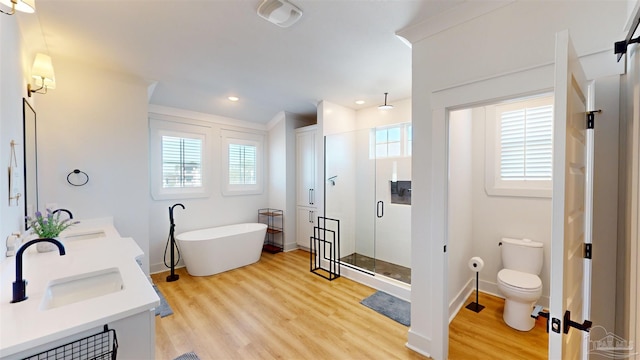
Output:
[{"left": 11, "top": 280, "right": 28, "bottom": 303}]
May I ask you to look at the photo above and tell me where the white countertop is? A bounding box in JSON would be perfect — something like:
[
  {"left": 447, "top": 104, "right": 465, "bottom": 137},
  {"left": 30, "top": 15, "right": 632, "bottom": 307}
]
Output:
[{"left": 0, "top": 220, "right": 159, "bottom": 358}]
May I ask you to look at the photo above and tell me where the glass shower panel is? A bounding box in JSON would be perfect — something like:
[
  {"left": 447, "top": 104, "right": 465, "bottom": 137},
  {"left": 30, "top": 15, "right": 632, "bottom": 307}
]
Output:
[
  {"left": 324, "top": 129, "right": 376, "bottom": 273},
  {"left": 325, "top": 124, "right": 412, "bottom": 284},
  {"left": 374, "top": 151, "right": 412, "bottom": 283}
]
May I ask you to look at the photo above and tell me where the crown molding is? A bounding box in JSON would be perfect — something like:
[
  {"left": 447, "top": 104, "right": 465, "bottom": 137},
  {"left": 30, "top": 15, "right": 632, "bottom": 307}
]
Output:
[{"left": 396, "top": 1, "right": 514, "bottom": 46}]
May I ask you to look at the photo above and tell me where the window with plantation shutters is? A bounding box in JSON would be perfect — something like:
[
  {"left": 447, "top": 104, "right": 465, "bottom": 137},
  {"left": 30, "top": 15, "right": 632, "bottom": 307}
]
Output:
[
  {"left": 485, "top": 95, "right": 554, "bottom": 198},
  {"left": 228, "top": 143, "right": 257, "bottom": 185},
  {"left": 221, "top": 130, "right": 264, "bottom": 196},
  {"left": 150, "top": 117, "right": 211, "bottom": 200},
  {"left": 499, "top": 105, "right": 553, "bottom": 181},
  {"left": 162, "top": 136, "right": 203, "bottom": 188}
]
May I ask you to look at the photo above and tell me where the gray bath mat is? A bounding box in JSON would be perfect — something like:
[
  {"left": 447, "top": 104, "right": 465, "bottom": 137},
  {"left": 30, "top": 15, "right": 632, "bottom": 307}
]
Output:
[
  {"left": 174, "top": 352, "right": 200, "bottom": 360},
  {"left": 361, "top": 291, "right": 410, "bottom": 326},
  {"left": 153, "top": 285, "right": 174, "bottom": 318}
]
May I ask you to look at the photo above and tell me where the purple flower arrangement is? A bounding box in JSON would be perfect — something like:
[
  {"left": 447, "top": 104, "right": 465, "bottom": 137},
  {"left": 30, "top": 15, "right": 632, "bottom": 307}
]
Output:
[{"left": 26, "top": 209, "right": 79, "bottom": 238}]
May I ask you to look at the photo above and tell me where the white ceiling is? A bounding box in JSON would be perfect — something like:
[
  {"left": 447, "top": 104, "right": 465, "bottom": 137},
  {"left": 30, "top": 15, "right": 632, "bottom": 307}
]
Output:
[{"left": 26, "top": 0, "right": 463, "bottom": 124}]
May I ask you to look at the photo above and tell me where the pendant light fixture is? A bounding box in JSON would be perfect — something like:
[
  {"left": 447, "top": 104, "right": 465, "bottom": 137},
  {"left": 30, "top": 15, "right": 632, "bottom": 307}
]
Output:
[{"left": 378, "top": 92, "right": 393, "bottom": 110}]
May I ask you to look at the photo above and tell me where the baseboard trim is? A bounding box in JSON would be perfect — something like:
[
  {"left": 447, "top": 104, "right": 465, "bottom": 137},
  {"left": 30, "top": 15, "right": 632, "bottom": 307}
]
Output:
[
  {"left": 150, "top": 262, "right": 185, "bottom": 275},
  {"left": 406, "top": 330, "right": 432, "bottom": 358},
  {"left": 449, "top": 278, "right": 473, "bottom": 323}
]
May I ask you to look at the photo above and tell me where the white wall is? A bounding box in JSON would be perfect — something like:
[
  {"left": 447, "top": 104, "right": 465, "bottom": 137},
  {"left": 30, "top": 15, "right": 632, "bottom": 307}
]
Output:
[
  {"left": 268, "top": 111, "right": 315, "bottom": 251},
  {"left": 146, "top": 107, "right": 270, "bottom": 273},
  {"left": 404, "top": 1, "right": 628, "bottom": 358},
  {"left": 470, "top": 106, "right": 552, "bottom": 306},
  {"left": 586, "top": 75, "right": 620, "bottom": 340},
  {"left": 617, "top": 0, "right": 640, "bottom": 348},
  {"left": 35, "top": 57, "right": 151, "bottom": 271},
  {"left": 447, "top": 109, "right": 473, "bottom": 317},
  {"left": 0, "top": 15, "right": 28, "bottom": 260}
]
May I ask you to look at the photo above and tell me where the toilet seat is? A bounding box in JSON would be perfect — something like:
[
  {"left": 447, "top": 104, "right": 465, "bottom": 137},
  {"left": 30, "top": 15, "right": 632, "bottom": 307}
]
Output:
[{"left": 497, "top": 269, "right": 542, "bottom": 291}]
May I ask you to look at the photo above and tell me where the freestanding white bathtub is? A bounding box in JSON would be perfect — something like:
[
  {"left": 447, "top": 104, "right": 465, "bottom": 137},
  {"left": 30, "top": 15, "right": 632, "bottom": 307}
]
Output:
[{"left": 176, "top": 223, "right": 268, "bottom": 276}]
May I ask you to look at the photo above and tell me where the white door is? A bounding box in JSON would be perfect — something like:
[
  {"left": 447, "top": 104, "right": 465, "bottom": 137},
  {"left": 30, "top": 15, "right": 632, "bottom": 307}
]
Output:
[
  {"left": 296, "top": 128, "right": 316, "bottom": 207},
  {"left": 296, "top": 206, "right": 316, "bottom": 247},
  {"left": 549, "top": 29, "right": 592, "bottom": 360}
]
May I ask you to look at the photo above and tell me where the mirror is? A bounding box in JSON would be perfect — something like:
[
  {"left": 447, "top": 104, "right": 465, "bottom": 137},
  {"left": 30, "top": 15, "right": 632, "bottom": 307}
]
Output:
[{"left": 23, "top": 98, "right": 38, "bottom": 230}]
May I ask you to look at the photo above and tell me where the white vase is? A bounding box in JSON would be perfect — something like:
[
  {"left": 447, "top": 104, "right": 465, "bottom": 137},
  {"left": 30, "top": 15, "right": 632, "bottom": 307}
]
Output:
[{"left": 36, "top": 238, "right": 61, "bottom": 253}]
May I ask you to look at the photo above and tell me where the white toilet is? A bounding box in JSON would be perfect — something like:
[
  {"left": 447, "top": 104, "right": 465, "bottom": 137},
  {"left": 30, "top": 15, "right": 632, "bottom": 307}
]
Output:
[{"left": 497, "top": 237, "right": 543, "bottom": 331}]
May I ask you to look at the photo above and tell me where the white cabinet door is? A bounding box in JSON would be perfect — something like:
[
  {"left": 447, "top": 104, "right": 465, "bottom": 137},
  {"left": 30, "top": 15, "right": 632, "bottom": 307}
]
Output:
[
  {"left": 296, "top": 206, "right": 316, "bottom": 248},
  {"left": 296, "top": 128, "right": 316, "bottom": 207}
]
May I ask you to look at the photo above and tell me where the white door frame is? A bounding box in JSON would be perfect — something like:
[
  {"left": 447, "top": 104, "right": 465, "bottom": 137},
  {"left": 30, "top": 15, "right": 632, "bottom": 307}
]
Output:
[{"left": 429, "top": 63, "right": 555, "bottom": 359}]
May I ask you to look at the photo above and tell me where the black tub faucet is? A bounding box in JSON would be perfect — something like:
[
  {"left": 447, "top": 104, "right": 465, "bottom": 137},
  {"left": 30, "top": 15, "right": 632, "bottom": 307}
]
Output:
[
  {"left": 52, "top": 208, "right": 73, "bottom": 219},
  {"left": 12, "top": 239, "right": 66, "bottom": 303}
]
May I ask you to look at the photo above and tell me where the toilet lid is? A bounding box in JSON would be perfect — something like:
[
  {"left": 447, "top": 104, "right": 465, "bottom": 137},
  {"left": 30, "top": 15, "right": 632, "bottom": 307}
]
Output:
[{"left": 498, "top": 269, "right": 542, "bottom": 290}]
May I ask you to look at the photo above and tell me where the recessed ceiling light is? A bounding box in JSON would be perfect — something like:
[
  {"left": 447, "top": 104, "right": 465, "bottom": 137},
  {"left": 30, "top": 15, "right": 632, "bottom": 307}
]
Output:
[
  {"left": 355, "top": 100, "right": 365, "bottom": 105},
  {"left": 228, "top": 96, "right": 239, "bottom": 102}
]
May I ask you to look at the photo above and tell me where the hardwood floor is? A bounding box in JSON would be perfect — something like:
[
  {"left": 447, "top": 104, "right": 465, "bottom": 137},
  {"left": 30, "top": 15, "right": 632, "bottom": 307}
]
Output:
[
  {"left": 449, "top": 292, "right": 548, "bottom": 359},
  {"left": 151, "top": 250, "right": 547, "bottom": 360},
  {"left": 151, "top": 250, "right": 425, "bottom": 360}
]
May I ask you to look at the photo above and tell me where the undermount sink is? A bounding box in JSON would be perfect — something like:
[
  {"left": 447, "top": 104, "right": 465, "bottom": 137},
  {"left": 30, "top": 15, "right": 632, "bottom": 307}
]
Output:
[
  {"left": 61, "top": 229, "right": 107, "bottom": 241},
  {"left": 40, "top": 268, "right": 124, "bottom": 310}
]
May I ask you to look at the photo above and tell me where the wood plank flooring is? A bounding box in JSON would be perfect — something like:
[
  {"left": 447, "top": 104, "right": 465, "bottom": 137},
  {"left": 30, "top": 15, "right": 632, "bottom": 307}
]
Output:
[
  {"left": 152, "top": 250, "right": 547, "bottom": 360},
  {"left": 151, "top": 250, "right": 425, "bottom": 360},
  {"left": 449, "top": 292, "right": 548, "bottom": 359}
]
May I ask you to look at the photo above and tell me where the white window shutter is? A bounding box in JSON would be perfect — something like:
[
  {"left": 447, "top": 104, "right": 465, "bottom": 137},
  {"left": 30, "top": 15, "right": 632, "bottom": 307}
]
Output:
[
  {"left": 228, "top": 144, "right": 257, "bottom": 185},
  {"left": 500, "top": 105, "right": 553, "bottom": 181},
  {"left": 162, "top": 135, "right": 203, "bottom": 188}
]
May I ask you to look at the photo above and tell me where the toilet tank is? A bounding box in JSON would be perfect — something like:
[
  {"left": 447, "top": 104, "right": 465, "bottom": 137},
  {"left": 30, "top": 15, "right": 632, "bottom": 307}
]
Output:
[{"left": 501, "top": 237, "right": 544, "bottom": 275}]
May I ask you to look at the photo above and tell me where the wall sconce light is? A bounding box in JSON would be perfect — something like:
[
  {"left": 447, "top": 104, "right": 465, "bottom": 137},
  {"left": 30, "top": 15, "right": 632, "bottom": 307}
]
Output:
[
  {"left": 378, "top": 92, "right": 394, "bottom": 110},
  {"left": 0, "top": 0, "right": 35, "bottom": 15},
  {"left": 28, "top": 53, "right": 55, "bottom": 97}
]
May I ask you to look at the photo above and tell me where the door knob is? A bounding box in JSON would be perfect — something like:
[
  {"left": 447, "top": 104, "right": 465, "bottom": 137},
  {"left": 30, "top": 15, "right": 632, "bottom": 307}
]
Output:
[{"left": 563, "top": 310, "right": 592, "bottom": 334}]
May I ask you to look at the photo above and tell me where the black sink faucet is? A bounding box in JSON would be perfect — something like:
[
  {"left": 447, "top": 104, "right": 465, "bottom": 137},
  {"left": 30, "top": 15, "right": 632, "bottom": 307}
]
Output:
[
  {"left": 11, "top": 239, "right": 66, "bottom": 303},
  {"left": 52, "top": 208, "right": 73, "bottom": 219}
]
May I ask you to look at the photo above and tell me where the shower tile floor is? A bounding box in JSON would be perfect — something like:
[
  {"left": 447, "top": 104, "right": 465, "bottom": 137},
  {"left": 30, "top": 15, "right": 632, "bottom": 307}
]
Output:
[{"left": 340, "top": 253, "right": 411, "bottom": 284}]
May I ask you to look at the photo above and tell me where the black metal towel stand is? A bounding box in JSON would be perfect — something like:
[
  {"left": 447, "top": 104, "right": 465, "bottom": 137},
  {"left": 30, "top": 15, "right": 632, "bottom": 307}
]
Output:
[{"left": 166, "top": 203, "right": 185, "bottom": 282}]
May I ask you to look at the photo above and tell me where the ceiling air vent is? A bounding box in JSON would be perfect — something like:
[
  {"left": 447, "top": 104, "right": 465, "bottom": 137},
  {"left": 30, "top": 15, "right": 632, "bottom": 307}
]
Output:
[{"left": 257, "top": 0, "right": 302, "bottom": 28}]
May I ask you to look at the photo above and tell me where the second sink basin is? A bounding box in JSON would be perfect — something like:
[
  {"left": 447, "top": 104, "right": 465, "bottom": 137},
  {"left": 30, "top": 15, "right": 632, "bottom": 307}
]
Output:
[
  {"left": 41, "top": 268, "right": 124, "bottom": 310},
  {"left": 61, "top": 229, "right": 107, "bottom": 241}
]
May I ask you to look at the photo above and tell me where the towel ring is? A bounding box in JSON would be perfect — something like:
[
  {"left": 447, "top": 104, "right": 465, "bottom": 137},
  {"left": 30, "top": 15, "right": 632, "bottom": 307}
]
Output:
[{"left": 67, "top": 169, "right": 89, "bottom": 186}]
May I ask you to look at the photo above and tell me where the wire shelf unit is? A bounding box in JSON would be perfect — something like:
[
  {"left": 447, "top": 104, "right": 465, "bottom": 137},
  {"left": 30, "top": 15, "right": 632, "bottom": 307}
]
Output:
[
  {"left": 22, "top": 325, "right": 118, "bottom": 360},
  {"left": 259, "top": 208, "right": 284, "bottom": 253}
]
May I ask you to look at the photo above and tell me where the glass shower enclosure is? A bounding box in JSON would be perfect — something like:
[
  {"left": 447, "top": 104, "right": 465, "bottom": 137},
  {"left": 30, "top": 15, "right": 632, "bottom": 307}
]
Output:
[{"left": 324, "top": 124, "right": 412, "bottom": 284}]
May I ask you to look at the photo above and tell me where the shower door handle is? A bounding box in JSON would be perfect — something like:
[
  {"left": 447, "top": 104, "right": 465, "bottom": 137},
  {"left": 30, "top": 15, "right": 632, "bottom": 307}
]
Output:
[{"left": 377, "top": 201, "right": 384, "bottom": 218}]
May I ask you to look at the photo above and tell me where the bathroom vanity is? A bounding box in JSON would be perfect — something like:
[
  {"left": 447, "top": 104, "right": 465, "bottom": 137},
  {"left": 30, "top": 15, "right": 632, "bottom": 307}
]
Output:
[{"left": 0, "top": 219, "right": 159, "bottom": 359}]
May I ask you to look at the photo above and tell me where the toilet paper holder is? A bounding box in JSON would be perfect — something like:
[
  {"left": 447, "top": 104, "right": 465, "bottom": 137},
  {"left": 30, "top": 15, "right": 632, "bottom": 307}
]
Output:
[{"left": 465, "top": 256, "right": 485, "bottom": 313}]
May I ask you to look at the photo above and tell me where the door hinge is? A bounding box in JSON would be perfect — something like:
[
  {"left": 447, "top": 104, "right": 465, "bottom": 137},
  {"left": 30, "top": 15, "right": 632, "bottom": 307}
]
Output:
[
  {"left": 584, "top": 243, "right": 592, "bottom": 259},
  {"left": 586, "top": 110, "right": 601, "bottom": 129}
]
